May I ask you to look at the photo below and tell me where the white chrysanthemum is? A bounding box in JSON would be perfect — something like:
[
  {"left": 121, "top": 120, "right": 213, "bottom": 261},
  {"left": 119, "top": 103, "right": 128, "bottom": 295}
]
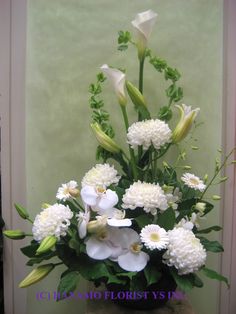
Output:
[
  {"left": 81, "top": 164, "right": 120, "bottom": 188},
  {"left": 32, "top": 204, "right": 73, "bottom": 242},
  {"left": 140, "top": 224, "right": 169, "bottom": 250},
  {"left": 127, "top": 119, "right": 172, "bottom": 150},
  {"left": 163, "top": 227, "right": 206, "bottom": 275},
  {"left": 56, "top": 180, "right": 79, "bottom": 201},
  {"left": 122, "top": 181, "right": 168, "bottom": 215},
  {"left": 181, "top": 173, "right": 206, "bottom": 192}
]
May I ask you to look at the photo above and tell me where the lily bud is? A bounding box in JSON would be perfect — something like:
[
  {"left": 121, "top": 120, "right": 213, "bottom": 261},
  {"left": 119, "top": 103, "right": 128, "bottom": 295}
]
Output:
[
  {"left": 172, "top": 104, "right": 200, "bottom": 143},
  {"left": 203, "top": 174, "right": 208, "bottom": 183},
  {"left": 126, "top": 81, "right": 147, "bottom": 109},
  {"left": 36, "top": 236, "right": 57, "bottom": 255},
  {"left": 91, "top": 123, "right": 121, "bottom": 154},
  {"left": 131, "top": 10, "right": 158, "bottom": 60},
  {"left": 100, "top": 64, "right": 127, "bottom": 106},
  {"left": 87, "top": 216, "right": 107, "bottom": 234},
  {"left": 14, "top": 203, "right": 29, "bottom": 220},
  {"left": 19, "top": 264, "right": 55, "bottom": 288},
  {"left": 3, "top": 229, "right": 25, "bottom": 240}
]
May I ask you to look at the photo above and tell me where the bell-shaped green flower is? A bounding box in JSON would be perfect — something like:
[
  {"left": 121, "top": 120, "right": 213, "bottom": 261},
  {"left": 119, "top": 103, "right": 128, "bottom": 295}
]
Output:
[
  {"left": 131, "top": 10, "right": 158, "bottom": 60},
  {"left": 19, "top": 264, "right": 55, "bottom": 288},
  {"left": 172, "top": 104, "right": 200, "bottom": 143},
  {"left": 91, "top": 123, "right": 121, "bottom": 154},
  {"left": 100, "top": 64, "right": 127, "bottom": 106}
]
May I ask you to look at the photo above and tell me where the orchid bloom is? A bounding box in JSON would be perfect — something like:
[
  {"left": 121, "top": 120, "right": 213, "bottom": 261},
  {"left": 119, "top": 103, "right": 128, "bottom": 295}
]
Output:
[
  {"left": 76, "top": 206, "right": 90, "bottom": 239},
  {"left": 107, "top": 209, "right": 132, "bottom": 227},
  {"left": 80, "top": 185, "right": 118, "bottom": 216},
  {"left": 85, "top": 226, "right": 125, "bottom": 261},
  {"left": 131, "top": 10, "right": 158, "bottom": 60},
  {"left": 172, "top": 104, "right": 200, "bottom": 143},
  {"left": 117, "top": 228, "right": 150, "bottom": 272},
  {"left": 100, "top": 64, "right": 127, "bottom": 106}
]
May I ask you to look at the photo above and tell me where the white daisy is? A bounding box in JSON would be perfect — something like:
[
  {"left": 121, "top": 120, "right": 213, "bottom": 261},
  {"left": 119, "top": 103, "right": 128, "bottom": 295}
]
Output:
[
  {"left": 127, "top": 119, "right": 172, "bottom": 151},
  {"left": 81, "top": 163, "right": 120, "bottom": 188},
  {"left": 140, "top": 224, "right": 169, "bottom": 250},
  {"left": 181, "top": 173, "right": 206, "bottom": 192},
  {"left": 56, "top": 180, "right": 79, "bottom": 201},
  {"left": 122, "top": 181, "right": 168, "bottom": 215}
]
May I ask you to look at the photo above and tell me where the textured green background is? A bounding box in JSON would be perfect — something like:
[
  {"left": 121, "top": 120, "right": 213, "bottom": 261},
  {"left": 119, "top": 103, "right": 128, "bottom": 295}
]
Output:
[{"left": 25, "top": 0, "right": 223, "bottom": 313}]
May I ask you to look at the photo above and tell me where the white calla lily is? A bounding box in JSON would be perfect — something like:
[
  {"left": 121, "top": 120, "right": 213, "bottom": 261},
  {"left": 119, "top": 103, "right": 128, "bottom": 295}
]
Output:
[
  {"left": 101, "top": 64, "right": 127, "bottom": 106},
  {"left": 81, "top": 185, "right": 118, "bottom": 216},
  {"left": 131, "top": 10, "right": 158, "bottom": 60},
  {"left": 116, "top": 228, "right": 150, "bottom": 271}
]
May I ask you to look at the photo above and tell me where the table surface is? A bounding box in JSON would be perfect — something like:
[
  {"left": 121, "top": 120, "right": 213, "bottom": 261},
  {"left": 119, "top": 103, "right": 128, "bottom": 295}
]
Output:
[{"left": 86, "top": 299, "right": 195, "bottom": 314}]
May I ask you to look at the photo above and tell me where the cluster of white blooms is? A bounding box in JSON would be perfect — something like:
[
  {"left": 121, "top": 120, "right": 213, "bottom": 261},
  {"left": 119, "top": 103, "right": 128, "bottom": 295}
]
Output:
[
  {"left": 181, "top": 173, "right": 206, "bottom": 192},
  {"left": 127, "top": 119, "right": 172, "bottom": 150},
  {"left": 32, "top": 204, "right": 73, "bottom": 242},
  {"left": 163, "top": 227, "right": 206, "bottom": 275},
  {"left": 81, "top": 163, "right": 120, "bottom": 188},
  {"left": 122, "top": 181, "right": 168, "bottom": 215}
]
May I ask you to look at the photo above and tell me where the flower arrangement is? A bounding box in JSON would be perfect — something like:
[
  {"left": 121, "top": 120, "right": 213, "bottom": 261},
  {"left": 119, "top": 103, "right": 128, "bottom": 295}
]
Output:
[{"left": 4, "top": 9, "right": 233, "bottom": 309}]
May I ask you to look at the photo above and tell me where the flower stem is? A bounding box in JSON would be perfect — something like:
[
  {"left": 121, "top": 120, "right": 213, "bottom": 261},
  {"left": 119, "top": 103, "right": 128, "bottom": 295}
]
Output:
[
  {"left": 120, "top": 105, "right": 138, "bottom": 180},
  {"left": 27, "top": 217, "right": 33, "bottom": 224},
  {"left": 138, "top": 58, "right": 145, "bottom": 160}
]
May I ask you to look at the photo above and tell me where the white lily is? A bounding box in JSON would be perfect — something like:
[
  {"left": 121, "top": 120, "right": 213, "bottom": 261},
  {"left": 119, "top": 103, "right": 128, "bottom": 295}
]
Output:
[
  {"left": 81, "top": 185, "right": 118, "bottom": 216},
  {"left": 100, "top": 64, "right": 127, "bottom": 106},
  {"left": 85, "top": 226, "right": 125, "bottom": 261},
  {"left": 172, "top": 104, "right": 200, "bottom": 143},
  {"left": 76, "top": 206, "right": 90, "bottom": 239},
  {"left": 131, "top": 10, "right": 158, "bottom": 60},
  {"left": 116, "top": 228, "right": 150, "bottom": 272}
]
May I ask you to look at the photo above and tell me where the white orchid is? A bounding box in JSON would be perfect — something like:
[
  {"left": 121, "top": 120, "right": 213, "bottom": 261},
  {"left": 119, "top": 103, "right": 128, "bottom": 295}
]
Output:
[
  {"left": 101, "top": 64, "right": 127, "bottom": 106},
  {"left": 107, "top": 209, "right": 132, "bottom": 227},
  {"left": 176, "top": 212, "right": 204, "bottom": 230},
  {"left": 76, "top": 206, "right": 90, "bottom": 239},
  {"left": 116, "top": 228, "right": 150, "bottom": 272},
  {"left": 85, "top": 226, "right": 125, "bottom": 261},
  {"left": 81, "top": 185, "right": 118, "bottom": 216},
  {"left": 131, "top": 10, "right": 158, "bottom": 60}
]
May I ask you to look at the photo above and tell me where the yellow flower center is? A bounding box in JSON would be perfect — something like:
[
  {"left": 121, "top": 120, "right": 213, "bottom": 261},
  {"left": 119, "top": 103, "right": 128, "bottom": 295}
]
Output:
[
  {"left": 97, "top": 229, "right": 108, "bottom": 241},
  {"left": 96, "top": 187, "right": 106, "bottom": 194},
  {"left": 190, "top": 178, "right": 199, "bottom": 185},
  {"left": 150, "top": 233, "right": 160, "bottom": 242},
  {"left": 130, "top": 242, "right": 142, "bottom": 254}
]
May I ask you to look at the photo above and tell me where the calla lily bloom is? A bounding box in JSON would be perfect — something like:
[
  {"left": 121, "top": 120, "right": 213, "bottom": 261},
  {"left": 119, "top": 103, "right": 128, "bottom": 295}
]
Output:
[
  {"left": 172, "top": 104, "right": 200, "bottom": 143},
  {"left": 101, "top": 64, "right": 127, "bottom": 106},
  {"left": 131, "top": 10, "right": 158, "bottom": 60}
]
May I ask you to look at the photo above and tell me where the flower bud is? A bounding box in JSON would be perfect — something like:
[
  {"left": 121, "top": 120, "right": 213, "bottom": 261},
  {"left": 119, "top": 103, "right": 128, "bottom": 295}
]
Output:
[
  {"left": 172, "top": 104, "right": 200, "bottom": 143},
  {"left": 203, "top": 174, "right": 208, "bottom": 183},
  {"left": 183, "top": 165, "right": 192, "bottom": 170},
  {"left": 212, "top": 195, "right": 221, "bottom": 200},
  {"left": 14, "top": 203, "right": 29, "bottom": 220},
  {"left": 126, "top": 81, "right": 147, "bottom": 109},
  {"left": 19, "top": 264, "right": 55, "bottom": 288},
  {"left": 3, "top": 229, "right": 25, "bottom": 240},
  {"left": 41, "top": 203, "right": 51, "bottom": 209},
  {"left": 68, "top": 188, "right": 80, "bottom": 198},
  {"left": 36, "top": 236, "right": 57, "bottom": 255},
  {"left": 87, "top": 216, "right": 107, "bottom": 234},
  {"left": 91, "top": 123, "right": 121, "bottom": 154},
  {"left": 195, "top": 202, "right": 206, "bottom": 215}
]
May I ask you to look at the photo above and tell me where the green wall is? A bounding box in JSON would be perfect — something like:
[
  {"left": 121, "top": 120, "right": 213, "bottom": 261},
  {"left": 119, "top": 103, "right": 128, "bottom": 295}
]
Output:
[{"left": 25, "top": 1, "right": 223, "bottom": 313}]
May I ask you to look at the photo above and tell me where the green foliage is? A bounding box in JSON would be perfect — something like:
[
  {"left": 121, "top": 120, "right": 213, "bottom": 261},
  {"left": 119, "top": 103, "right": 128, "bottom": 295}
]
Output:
[
  {"left": 197, "top": 236, "right": 224, "bottom": 253},
  {"left": 156, "top": 208, "right": 176, "bottom": 230},
  {"left": 201, "top": 267, "right": 229, "bottom": 287},
  {"left": 57, "top": 270, "right": 80, "bottom": 301},
  {"left": 195, "top": 225, "right": 222, "bottom": 234},
  {"left": 144, "top": 266, "right": 161, "bottom": 286},
  {"left": 117, "top": 30, "right": 132, "bottom": 51}
]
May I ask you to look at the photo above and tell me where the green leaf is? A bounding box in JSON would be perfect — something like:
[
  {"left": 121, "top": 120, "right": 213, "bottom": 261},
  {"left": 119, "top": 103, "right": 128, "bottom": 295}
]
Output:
[
  {"left": 156, "top": 208, "right": 175, "bottom": 230},
  {"left": 118, "top": 44, "right": 128, "bottom": 51},
  {"left": 57, "top": 271, "right": 80, "bottom": 301},
  {"left": 198, "top": 237, "right": 224, "bottom": 253},
  {"left": 196, "top": 225, "right": 222, "bottom": 234},
  {"left": 202, "top": 202, "right": 214, "bottom": 216},
  {"left": 135, "top": 214, "right": 153, "bottom": 229},
  {"left": 201, "top": 267, "right": 229, "bottom": 288},
  {"left": 26, "top": 251, "right": 57, "bottom": 266},
  {"left": 158, "top": 106, "right": 172, "bottom": 121},
  {"left": 170, "top": 268, "right": 193, "bottom": 292},
  {"left": 117, "top": 272, "right": 137, "bottom": 280},
  {"left": 191, "top": 273, "right": 204, "bottom": 288},
  {"left": 21, "top": 242, "right": 39, "bottom": 257},
  {"left": 144, "top": 266, "right": 161, "bottom": 286}
]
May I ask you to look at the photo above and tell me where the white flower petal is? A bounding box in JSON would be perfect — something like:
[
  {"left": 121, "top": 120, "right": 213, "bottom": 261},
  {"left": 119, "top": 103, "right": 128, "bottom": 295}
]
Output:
[
  {"left": 107, "top": 218, "right": 132, "bottom": 227},
  {"left": 97, "top": 189, "right": 118, "bottom": 211},
  {"left": 101, "top": 64, "right": 126, "bottom": 100},
  {"left": 81, "top": 186, "right": 98, "bottom": 206},
  {"left": 118, "top": 251, "right": 149, "bottom": 272},
  {"left": 86, "top": 237, "right": 112, "bottom": 260}
]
